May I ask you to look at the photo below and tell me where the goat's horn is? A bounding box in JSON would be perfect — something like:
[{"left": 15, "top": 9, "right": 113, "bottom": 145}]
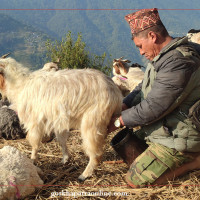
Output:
[
  {"left": 123, "top": 59, "right": 131, "bottom": 63},
  {"left": 1, "top": 53, "right": 11, "bottom": 58}
]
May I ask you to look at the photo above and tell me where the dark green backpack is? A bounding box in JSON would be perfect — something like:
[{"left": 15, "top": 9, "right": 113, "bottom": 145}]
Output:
[{"left": 188, "top": 100, "right": 200, "bottom": 131}]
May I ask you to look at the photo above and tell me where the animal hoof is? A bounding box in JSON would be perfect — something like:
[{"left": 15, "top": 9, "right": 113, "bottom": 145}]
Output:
[
  {"left": 78, "top": 174, "right": 87, "bottom": 182},
  {"left": 31, "top": 158, "right": 37, "bottom": 164},
  {"left": 37, "top": 167, "right": 44, "bottom": 176},
  {"left": 62, "top": 155, "right": 70, "bottom": 164}
]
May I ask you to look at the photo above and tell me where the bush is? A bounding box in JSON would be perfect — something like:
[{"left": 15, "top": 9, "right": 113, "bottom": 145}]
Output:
[{"left": 45, "top": 31, "right": 112, "bottom": 75}]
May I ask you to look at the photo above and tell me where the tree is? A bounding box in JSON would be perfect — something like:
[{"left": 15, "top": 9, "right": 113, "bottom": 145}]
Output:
[{"left": 45, "top": 31, "right": 112, "bottom": 75}]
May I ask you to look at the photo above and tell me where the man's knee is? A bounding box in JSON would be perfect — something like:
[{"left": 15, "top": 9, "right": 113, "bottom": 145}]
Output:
[
  {"left": 125, "top": 143, "right": 192, "bottom": 188},
  {"left": 125, "top": 148, "right": 168, "bottom": 187}
]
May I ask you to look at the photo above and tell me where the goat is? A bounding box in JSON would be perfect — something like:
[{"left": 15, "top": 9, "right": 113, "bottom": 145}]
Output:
[
  {"left": 0, "top": 57, "right": 122, "bottom": 181},
  {"left": 112, "top": 57, "right": 144, "bottom": 96}
]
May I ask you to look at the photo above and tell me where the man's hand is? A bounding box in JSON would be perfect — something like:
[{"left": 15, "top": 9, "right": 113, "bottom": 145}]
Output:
[
  {"left": 107, "top": 116, "right": 119, "bottom": 134},
  {"left": 107, "top": 116, "right": 124, "bottom": 134},
  {"left": 107, "top": 103, "right": 127, "bottom": 134}
]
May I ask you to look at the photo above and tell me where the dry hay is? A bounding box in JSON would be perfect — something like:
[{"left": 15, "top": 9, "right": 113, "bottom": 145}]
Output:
[{"left": 1, "top": 131, "right": 200, "bottom": 200}]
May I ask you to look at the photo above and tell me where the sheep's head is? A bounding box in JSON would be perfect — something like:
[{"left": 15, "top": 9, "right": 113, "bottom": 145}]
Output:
[
  {"left": 0, "top": 53, "right": 11, "bottom": 68},
  {"left": 112, "top": 57, "right": 131, "bottom": 77},
  {"left": 0, "top": 56, "right": 30, "bottom": 100},
  {"left": 42, "top": 62, "right": 59, "bottom": 72},
  {"left": 0, "top": 56, "right": 30, "bottom": 77},
  {"left": 0, "top": 67, "right": 6, "bottom": 98},
  {"left": 0, "top": 53, "right": 10, "bottom": 98}
]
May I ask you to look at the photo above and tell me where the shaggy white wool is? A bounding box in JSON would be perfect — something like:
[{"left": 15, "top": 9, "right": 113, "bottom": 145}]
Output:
[{"left": 0, "top": 57, "right": 122, "bottom": 180}]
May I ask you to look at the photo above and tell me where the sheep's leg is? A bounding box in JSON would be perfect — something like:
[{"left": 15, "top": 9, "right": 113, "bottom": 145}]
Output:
[
  {"left": 78, "top": 152, "right": 102, "bottom": 181},
  {"left": 78, "top": 124, "right": 106, "bottom": 181},
  {"left": 26, "top": 129, "right": 42, "bottom": 162},
  {"left": 56, "top": 131, "right": 70, "bottom": 164}
]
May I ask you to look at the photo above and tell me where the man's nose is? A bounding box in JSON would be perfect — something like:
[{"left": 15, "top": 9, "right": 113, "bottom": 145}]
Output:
[{"left": 139, "top": 49, "right": 145, "bottom": 55}]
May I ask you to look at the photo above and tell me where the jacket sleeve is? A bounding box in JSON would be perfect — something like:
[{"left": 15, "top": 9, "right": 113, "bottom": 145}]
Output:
[
  {"left": 122, "top": 52, "right": 197, "bottom": 128},
  {"left": 123, "top": 82, "right": 142, "bottom": 107}
]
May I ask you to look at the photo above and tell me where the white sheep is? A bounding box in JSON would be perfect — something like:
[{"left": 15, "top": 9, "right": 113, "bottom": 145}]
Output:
[
  {"left": 112, "top": 57, "right": 144, "bottom": 96},
  {"left": 0, "top": 57, "right": 122, "bottom": 181}
]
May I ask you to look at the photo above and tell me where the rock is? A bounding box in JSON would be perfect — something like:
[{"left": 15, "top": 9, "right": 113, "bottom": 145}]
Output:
[
  {"left": 0, "top": 146, "right": 43, "bottom": 200},
  {"left": 0, "top": 107, "right": 26, "bottom": 140}
]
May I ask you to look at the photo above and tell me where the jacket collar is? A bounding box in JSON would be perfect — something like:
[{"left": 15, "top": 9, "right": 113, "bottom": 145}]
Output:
[{"left": 152, "top": 36, "right": 188, "bottom": 62}]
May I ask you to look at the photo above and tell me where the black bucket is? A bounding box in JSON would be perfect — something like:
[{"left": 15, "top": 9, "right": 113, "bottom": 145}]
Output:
[{"left": 111, "top": 128, "right": 148, "bottom": 167}]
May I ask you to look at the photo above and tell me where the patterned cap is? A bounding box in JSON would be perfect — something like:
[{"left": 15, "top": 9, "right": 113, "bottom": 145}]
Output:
[{"left": 125, "top": 8, "right": 162, "bottom": 35}]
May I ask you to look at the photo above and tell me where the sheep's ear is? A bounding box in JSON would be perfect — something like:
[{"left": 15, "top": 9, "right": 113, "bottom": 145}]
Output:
[
  {"left": 123, "top": 59, "right": 131, "bottom": 63},
  {"left": 0, "top": 62, "right": 6, "bottom": 69},
  {"left": 113, "top": 57, "right": 124, "bottom": 63},
  {"left": 53, "top": 58, "right": 60, "bottom": 64},
  {"left": 51, "top": 57, "right": 60, "bottom": 65},
  {"left": 0, "top": 67, "right": 5, "bottom": 75},
  {"left": 1, "top": 53, "right": 11, "bottom": 59}
]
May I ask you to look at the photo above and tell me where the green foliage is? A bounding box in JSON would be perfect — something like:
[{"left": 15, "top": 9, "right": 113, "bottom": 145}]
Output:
[{"left": 46, "top": 31, "right": 112, "bottom": 75}]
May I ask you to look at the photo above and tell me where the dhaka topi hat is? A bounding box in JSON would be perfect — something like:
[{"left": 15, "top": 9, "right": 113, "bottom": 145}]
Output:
[{"left": 125, "top": 8, "right": 163, "bottom": 35}]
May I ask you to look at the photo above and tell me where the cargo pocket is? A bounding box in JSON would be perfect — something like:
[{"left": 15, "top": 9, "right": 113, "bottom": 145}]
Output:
[
  {"left": 149, "top": 142, "right": 189, "bottom": 169},
  {"left": 172, "top": 112, "right": 200, "bottom": 152},
  {"left": 127, "top": 148, "right": 168, "bottom": 186}
]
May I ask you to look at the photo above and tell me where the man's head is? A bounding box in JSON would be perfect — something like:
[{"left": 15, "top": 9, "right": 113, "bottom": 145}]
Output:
[{"left": 125, "top": 8, "right": 171, "bottom": 61}]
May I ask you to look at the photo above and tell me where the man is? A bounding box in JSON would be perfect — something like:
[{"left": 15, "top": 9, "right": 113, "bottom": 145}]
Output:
[{"left": 108, "top": 8, "right": 200, "bottom": 188}]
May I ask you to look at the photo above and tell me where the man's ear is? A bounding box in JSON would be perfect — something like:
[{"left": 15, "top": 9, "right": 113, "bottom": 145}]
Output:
[{"left": 148, "top": 31, "right": 157, "bottom": 43}]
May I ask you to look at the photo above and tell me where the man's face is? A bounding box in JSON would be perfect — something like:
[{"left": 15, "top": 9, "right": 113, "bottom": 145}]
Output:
[{"left": 133, "top": 34, "right": 157, "bottom": 61}]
